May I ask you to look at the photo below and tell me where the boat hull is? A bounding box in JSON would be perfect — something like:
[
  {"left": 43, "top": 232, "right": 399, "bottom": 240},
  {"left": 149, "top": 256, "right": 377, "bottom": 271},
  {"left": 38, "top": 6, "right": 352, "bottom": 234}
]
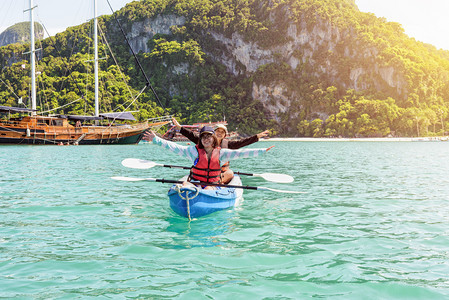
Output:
[
  {"left": 0, "top": 116, "right": 169, "bottom": 145},
  {"left": 0, "top": 131, "right": 144, "bottom": 145},
  {"left": 168, "top": 175, "right": 243, "bottom": 218}
]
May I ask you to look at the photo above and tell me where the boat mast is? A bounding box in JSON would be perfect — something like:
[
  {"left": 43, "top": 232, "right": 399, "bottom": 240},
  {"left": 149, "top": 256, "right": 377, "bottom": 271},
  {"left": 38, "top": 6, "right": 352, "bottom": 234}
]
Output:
[
  {"left": 26, "top": 0, "right": 37, "bottom": 115},
  {"left": 94, "top": 0, "right": 99, "bottom": 118}
]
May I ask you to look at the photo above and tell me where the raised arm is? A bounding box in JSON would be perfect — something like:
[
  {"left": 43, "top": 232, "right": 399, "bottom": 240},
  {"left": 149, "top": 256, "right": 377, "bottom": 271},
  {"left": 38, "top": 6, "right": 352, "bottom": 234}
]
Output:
[
  {"left": 148, "top": 132, "right": 198, "bottom": 163},
  {"left": 219, "top": 146, "right": 274, "bottom": 162},
  {"left": 180, "top": 127, "right": 199, "bottom": 144},
  {"left": 227, "top": 135, "right": 258, "bottom": 149},
  {"left": 227, "top": 130, "right": 270, "bottom": 149},
  {"left": 172, "top": 117, "right": 199, "bottom": 144}
]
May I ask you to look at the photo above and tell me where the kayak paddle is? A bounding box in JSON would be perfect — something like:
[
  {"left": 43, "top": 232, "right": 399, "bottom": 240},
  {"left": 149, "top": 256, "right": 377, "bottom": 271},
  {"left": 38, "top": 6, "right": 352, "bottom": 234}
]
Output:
[
  {"left": 111, "top": 176, "right": 306, "bottom": 194},
  {"left": 121, "top": 158, "right": 189, "bottom": 170},
  {"left": 233, "top": 171, "right": 293, "bottom": 183},
  {"left": 121, "top": 158, "right": 294, "bottom": 183}
]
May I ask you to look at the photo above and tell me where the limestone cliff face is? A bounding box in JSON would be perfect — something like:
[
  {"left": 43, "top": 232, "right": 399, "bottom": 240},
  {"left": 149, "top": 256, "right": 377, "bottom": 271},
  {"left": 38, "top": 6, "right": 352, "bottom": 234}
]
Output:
[
  {"left": 0, "top": 22, "right": 44, "bottom": 47},
  {"left": 125, "top": 14, "right": 189, "bottom": 96},
  {"left": 127, "top": 15, "right": 186, "bottom": 54},
  {"left": 207, "top": 18, "right": 407, "bottom": 119},
  {"left": 125, "top": 10, "right": 407, "bottom": 121},
  {"left": 0, "top": 22, "right": 44, "bottom": 67},
  {"left": 208, "top": 31, "right": 274, "bottom": 75},
  {"left": 252, "top": 83, "right": 291, "bottom": 115}
]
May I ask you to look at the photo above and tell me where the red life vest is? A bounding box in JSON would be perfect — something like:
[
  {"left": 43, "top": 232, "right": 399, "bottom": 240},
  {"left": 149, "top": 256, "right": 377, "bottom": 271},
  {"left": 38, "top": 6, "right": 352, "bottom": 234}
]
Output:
[{"left": 190, "top": 145, "right": 222, "bottom": 183}]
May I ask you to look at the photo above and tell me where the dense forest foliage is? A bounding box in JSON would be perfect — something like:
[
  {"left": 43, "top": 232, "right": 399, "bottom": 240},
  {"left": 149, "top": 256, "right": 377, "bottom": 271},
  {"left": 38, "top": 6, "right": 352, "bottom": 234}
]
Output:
[{"left": 1, "top": 0, "right": 449, "bottom": 137}]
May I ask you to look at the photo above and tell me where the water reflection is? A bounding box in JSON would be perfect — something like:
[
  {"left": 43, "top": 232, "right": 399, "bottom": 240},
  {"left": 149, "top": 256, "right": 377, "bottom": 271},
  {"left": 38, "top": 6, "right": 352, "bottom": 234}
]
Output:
[{"left": 164, "top": 211, "right": 237, "bottom": 248}]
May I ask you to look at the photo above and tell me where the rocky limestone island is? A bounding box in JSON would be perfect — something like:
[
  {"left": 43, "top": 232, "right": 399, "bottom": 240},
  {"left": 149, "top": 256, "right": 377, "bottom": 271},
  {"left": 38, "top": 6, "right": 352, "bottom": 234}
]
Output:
[{"left": 0, "top": 22, "right": 44, "bottom": 47}]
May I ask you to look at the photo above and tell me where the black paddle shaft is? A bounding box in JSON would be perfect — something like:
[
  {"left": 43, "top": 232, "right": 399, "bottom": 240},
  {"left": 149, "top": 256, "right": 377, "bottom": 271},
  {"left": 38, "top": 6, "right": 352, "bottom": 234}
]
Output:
[
  {"left": 154, "top": 179, "right": 258, "bottom": 190},
  {"left": 234, "top": 171, "right": 254, "bottom": 176},
  {"left": 160, "top": 164, "right": 256, "bottom": 177},
  {"left": 157, "top": 163, "right": 259, "bottom": 177},
  {"left": 162, "top": 164, "right": 190, "bottom": 170}
]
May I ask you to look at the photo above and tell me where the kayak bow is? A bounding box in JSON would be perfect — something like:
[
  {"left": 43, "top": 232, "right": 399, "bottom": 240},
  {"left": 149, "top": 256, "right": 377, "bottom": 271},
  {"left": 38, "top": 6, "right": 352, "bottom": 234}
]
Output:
[{"left": 167, "top": 175, "right": 244, "bottom": 219}]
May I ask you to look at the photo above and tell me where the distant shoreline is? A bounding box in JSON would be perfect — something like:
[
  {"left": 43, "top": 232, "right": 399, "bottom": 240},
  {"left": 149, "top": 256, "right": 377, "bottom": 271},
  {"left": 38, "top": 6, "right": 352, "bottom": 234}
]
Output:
[{"left": 258, "top": 137, "right": 449, "bottom": 142}]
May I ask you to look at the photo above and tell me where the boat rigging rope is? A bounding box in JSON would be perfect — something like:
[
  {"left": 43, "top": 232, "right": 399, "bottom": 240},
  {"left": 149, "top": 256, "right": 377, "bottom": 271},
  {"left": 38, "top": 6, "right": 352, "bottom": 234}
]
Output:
[
  {"left": 174, "top": 185, "right": 200, "bottom": 221},
  {"left": 97, "top": 25, "right": 138, "bottom": 110},
  {"left": 87, "top": 26, "right": 147, "bottom": 133},
  {"left": 38, "top": 98, "right": 82, "bottom": 114},
  {"left": 39, "top": 22, "right": 87, "bottom": 105},
  {"left": 105, "top": 0, "right": 166, "bottom": 111},
  {"left": 0, "top": 78, "right": 21, "bottom": 101}
]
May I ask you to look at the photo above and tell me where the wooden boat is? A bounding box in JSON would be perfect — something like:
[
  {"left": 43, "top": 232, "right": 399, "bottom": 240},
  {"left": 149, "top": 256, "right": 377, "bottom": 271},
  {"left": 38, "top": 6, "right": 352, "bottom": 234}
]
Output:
[
  {"left": 0, "top": 0, "right": 169, "bottom": 145},
  {"left": 0, "top": 106, "right": 172, "bottom": 145},
  {"left": 168, "top": 175, "right": 243, "bottom": 219}
]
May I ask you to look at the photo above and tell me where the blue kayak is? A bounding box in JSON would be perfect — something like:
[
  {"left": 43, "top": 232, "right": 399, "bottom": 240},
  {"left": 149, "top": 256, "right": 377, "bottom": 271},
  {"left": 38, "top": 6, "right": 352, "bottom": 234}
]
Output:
[{"left": 168, "top": 175, "right": 243, "bottom": 219}]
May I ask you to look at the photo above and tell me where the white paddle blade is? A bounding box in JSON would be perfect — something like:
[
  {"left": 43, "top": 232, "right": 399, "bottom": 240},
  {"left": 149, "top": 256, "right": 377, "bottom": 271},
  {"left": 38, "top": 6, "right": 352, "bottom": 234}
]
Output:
[
  {"left": 111, "top": 176, "right": 147, "bottom": 182},
  {"left": 258, "top": 173, "right": 294, "bottom": 183},
  {"left": 260, "top": 187, "right": 307, "bottom": 194},
  {"left": 121, "top": 158, "right": 157, "bottom": 169}
]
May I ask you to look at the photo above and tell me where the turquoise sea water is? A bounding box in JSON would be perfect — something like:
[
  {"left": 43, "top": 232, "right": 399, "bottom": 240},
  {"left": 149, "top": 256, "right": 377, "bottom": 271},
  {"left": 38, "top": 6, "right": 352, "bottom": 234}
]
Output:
[{"left": 1, "top": 141, "right": 449, "bottom": 299}]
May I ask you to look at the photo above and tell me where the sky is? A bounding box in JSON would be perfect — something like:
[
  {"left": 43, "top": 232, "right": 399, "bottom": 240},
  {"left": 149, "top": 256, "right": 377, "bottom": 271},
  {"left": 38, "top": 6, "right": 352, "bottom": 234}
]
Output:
[
  {"left": 1, "top": 0, "right": 449, "bottom": 51},
  {"left": 356, "top": 0, "right": 449, "bottom": 50},
  {"left": 0, "top": 0, "right": 134, "bottom": 37}
]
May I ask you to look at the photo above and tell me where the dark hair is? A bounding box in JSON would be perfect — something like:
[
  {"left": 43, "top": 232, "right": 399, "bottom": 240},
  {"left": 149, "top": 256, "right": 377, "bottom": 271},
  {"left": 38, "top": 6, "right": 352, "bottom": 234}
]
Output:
[{"left": 198, "top": 133, "right": 219, "bottom": 149}]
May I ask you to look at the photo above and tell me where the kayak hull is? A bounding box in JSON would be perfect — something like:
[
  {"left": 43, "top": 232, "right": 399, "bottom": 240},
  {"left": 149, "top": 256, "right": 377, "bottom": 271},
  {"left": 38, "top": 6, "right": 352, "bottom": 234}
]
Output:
[{"left": 168, "top": 175, "right": 243, "bottom": 218}]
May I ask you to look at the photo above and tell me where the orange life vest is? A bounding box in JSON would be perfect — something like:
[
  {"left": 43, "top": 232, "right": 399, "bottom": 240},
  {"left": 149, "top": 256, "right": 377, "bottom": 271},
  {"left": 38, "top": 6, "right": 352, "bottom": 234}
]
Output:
[{"left": 190, "top": 145, "right": 222, "bottom": 183}]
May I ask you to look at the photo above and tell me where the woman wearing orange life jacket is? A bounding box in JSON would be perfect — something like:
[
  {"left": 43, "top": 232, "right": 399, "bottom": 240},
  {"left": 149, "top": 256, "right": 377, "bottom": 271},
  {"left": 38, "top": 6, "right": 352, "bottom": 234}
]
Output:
[
  {"left": 189, "top": 126, "right": 223, "bottom": 184},
  {"left": 144, "top": 127, "right": 274, "bottom": 190}
]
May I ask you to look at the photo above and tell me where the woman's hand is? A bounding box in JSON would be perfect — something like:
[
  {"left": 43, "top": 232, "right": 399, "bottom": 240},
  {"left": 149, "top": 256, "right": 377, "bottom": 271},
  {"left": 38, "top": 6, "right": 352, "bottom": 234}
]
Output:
[
  {"left": 143, "top": 130, "right": 156, "bottom": 141},
  {"left": 172, "top": 117, "right": 181, "bottom": 129},
  {"left": 266, "top": 145, "right": 275, "bottom": 152},
  {"left": 257, "top": 130, "right": 270, "bottom": 139}
]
